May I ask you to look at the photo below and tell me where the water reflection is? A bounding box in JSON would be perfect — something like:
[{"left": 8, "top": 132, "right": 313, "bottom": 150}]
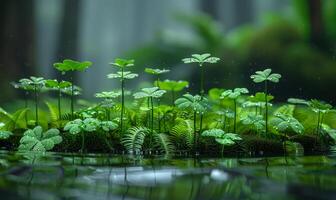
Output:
[{"left": 0, "top": 151, "right": 336, "bottom": 200}]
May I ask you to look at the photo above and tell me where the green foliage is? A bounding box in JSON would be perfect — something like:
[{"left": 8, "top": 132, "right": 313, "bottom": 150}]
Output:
[
  {"left": 95, "top": 91, "right": 121, "bottom": 99},
  {"left": 250, "top": 68, "right": 282, "bottom": 83},
  {"left": 175, "top": 94, "right": 209, "bottom": 113},
  {"left": 19, "top": 76, "right": 45, "bottom": 89},
  {"left": 133, "top": 87, "right": 166, "bottom": 99},
  {"left": 45, "top": 79, "right": 71, "bottom": 89},
  {"left": 221, "top": 88, "right": 249, "bottom": 99},
  {"left": 109, "top": 58, "right": 134, "bottom": 68},
  {"left": 156, "top": 80, "right": 189, "bottom": 91},
  {"left": 121, "top": 126, "right": 148, "bottom": 153},
  {"left": 271, "top": 114, "right": 304, "bottom": 135},
  {"left": 202, "top": 129, "right": 242, "bottom": 146},
  {"left": 0, "top": 108, "right": 29, "bottom": 131},
  {"left": 182, "top": 53, "right": 220, "bottom": 66},
  {"left": 64, "top": 118, "right": 118, "bottom": 134},
  {"left": 18, "top": 126, "right": 62, "bottom": 152},
  {"left": 241, "top": 114, "right": 265, "bottom": 132},
  {"left": 107, "top": 71, "right": 138, "bottom": 79},
  {"left": 0, "top": 130, "right": 13, "bottom": 140},
  {"left": 145, "top": 68, "right": 170, "bottom": 75},
  {"left": 53, "top": 59, "right": 92, "bottom": 72}
]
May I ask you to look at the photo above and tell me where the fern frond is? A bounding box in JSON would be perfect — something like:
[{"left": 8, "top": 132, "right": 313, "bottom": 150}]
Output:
[
  {"left": 121, "top": 126, "right": 148, "bottom": 153},
  {"left": 1, "top": 108, "right": 29, "bottom": 131},
  {"left": 45, "top": 101, "right": 59, "bottom": 121},
  {"left": 153, "top": 133, "right": 175, "bottom": 155},
  {"left": 170, "top": 118, "right": 194, "bottom": 149}
]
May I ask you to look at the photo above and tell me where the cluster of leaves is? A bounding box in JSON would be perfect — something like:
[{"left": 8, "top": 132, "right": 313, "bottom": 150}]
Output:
[{"left": 1, "top": 54, "right": 336, "bottom": 157}]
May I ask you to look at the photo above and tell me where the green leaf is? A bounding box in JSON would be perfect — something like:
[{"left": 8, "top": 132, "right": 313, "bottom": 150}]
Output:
[
  {"left": 0, "top": 131, "right": 13, "bottom": 140},
  {"left": 18, "top": 126, "right": 62, "bottom": 152},
  {"left": 54, "top": 59, "right": 92, "bottom": 72},
  {"left": 175, "top": 94, "right": 209, "bottom": 113},
  {"left": 155, "top": 80, "right": 189, "bottom": 92},
  {"left": 133, "top": 87, "right": 166, "bottom": 99},
  {"left": 109, "top": 58, "right": 134, "bottom": 68},
  {"left": 145, "top": 68, "right": 170, "bottom": 75},
  {"left": 122, "top": 127, "right": 148, "bottom": 153},
  {"left": 95, "top": 91, "right": 121, "bottom": 99},
  {"left": 202, "top": 129, "right": 224, "bottom": 137},
  {"left": 182, "top": 53, "right": 220, "bottom": 66},
  {"left": 270, "top": 114, "right": 304, "bottom": 134},
  {"left": 250, "top": 68, "right": 281, "bottom": 83},
  {"left": 220, "top": 88, "right": 249, "bottom": 99}
]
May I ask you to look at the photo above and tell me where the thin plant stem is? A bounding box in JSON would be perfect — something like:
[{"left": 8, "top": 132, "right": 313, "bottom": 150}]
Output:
[
  {"left": 193, "top": 111, "right": 197, "bottom": 154},
  {"left": 71, "top": 72, "right": 75, "bottom": 120},
  {"left": 121, "top": 68, "right": 125, "bottom": 134},
  {"left": 233, "top": 99, "right": 237, "bottom": 133},
  {"left": 24, "top": 91, "right": 28, "bottom": 127},
  {"left": 264, "top": 81, "right": 268, "bottom": 136},
  {"left": 34, "top": 85, "right": 38, "bottom": 126},
  {"left": 58, "top": 87, "right": 62, "bottom": 120}
]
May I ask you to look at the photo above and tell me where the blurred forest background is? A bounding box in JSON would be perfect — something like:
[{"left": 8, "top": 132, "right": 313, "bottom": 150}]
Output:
[{"left": 1, "top": 0, "right": 336, "bottom": 105}]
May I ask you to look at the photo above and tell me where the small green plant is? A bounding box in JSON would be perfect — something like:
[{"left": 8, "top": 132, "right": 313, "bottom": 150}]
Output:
[
  {"left": 156, "top": 80, "right": 189, "bottom": 105},
  {"left": 202, "top": 129, "right": 242, "bottom": 156},
  {"left": 133, "top": 87, "right": 166, "bottom": 134},
  {"left": 54, "top": 59, "right": 92, "bottom": 119},
  {"left": 270, "top": 113, "right": 304, "bottom": 154},
  {"left": 175, "top": 94, "right": 208, "bottom": 153},
  {"left": 251, "top": 69, "right": 281, "bottom": 136},
  {"left": 18, "top": 77, "right": 45, "bottom": 125},
  {"left": 18, "top": 126, "right": 62, "bottom": 152},
  {"left": 64, "top": 118, "right": 118, "bottom": 152},
  {"left": 11, "top": 81, "right": 33, "bottom": 126},
  {"left": 122, "top": 126, "right": 174, "bottom": 155},
  {"left": 182, "top": 53, "right": 220, "bottom": 98},
  {"left": 241, "top": 114, "right": 265, "bottom": 135},
  {"left": 108, "top": 58, "right": 137, "bottom": 134},
  {"left": 220, "top": 88, "right": 249, "bottom": 133},
  {"left": 145, "top": 68, "right": 170, "bottom": 131},
  {"left": 95, "top": 91, "right": 121, "bottom": 120},
  {"left": 45, "top": 79, "right": 72, "bottom": 120}
]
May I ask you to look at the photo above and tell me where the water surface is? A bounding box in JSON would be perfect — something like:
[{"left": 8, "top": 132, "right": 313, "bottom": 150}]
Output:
[{"left": 0, "top": 150, "right": 335, "bottom": 200}]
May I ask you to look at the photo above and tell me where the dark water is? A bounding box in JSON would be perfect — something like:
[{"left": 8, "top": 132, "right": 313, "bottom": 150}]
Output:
[{"left": 0, "top": 150, "right": 336, "bottom": 200}]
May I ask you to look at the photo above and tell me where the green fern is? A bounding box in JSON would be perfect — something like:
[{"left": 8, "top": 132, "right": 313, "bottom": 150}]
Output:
[
  {"left": 0, "top": 108, "right": 29, "bottom": 131},
  {"left": 121, "top": 127, "right": 148, "bottom": 153},
  {"left": 170, "top": 118, "right": 194, "bottom": 149},
  {"left": 153, "top": 133, "right": 175, "bottom": 155},
  {"left": 45, "top": 101, "right": 59, "bottom": 122}
]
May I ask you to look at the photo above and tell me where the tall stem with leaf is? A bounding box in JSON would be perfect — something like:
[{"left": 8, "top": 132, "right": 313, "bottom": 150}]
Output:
[
  {"left": 251, "top": 69, "right": 281, "bottom": 136},
  {"left": 182, "top": 53, "right": 220, "bottom": 135},
  {"left": 54, "top": 59, "right": 92, "bottom": 120},
  {"left": 108, "top": 58, "right": 137, "bottom": 134},
  {"left": 221, "top": 88, "right": 249, "bottom": 133}
]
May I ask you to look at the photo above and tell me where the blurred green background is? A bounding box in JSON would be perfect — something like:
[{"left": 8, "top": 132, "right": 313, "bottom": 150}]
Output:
[{"left": 1, "top": 0, "right": 336, "bottom": 105}]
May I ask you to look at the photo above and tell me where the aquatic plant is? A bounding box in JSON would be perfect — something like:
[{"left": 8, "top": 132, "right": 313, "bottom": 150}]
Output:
[
  {"left": 133, "top": 87, "right": 166, "bottom": 134},
  {"left": 54, "top": 59, "right": 92, "bottom": 119},
  {"left": 220, "top": 88, "right": 249, "bottom": 133},
  {"left": 95, "top": 91, "right": 121, "bottom": 120},
  {"left": 64, "top": 118, "right": 118, "bottom": 152},
  {"left": 241, "top": 114, "right": 265, "bottom": 135},
  {"left": 251, "top": 69, "right": 281, "bottom": 136},
  {"left": 108, "top": 58, "right": 137, "bottom": 134},
  {"left": 45, "top": 79, "right": 72, "bottom": 120},
  {"left": 156, "top": 80, "right": 189, "bottom": 105},
  {"left": 18, "top": 77, "right": 45, "bottom": 125},
  {"left": 18, "top": 126, "right": 62, "bottom": 152},
  {"left": 202, "top": 129, "right": 242, "bottom": 155},
  {"left": 182, "top": 53, "right": 220, "bottom": 98},
  {"left": 175, "top": 94, "right": 208, "bottom": 153},
  {"left": 122, "top": 126, "right": 174, "bottom": 155}
]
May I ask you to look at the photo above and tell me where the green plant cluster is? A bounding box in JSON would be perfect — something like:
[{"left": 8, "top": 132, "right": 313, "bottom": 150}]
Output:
[{"left": 1, "top": 55, "right": 336, "bottom": 156}]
